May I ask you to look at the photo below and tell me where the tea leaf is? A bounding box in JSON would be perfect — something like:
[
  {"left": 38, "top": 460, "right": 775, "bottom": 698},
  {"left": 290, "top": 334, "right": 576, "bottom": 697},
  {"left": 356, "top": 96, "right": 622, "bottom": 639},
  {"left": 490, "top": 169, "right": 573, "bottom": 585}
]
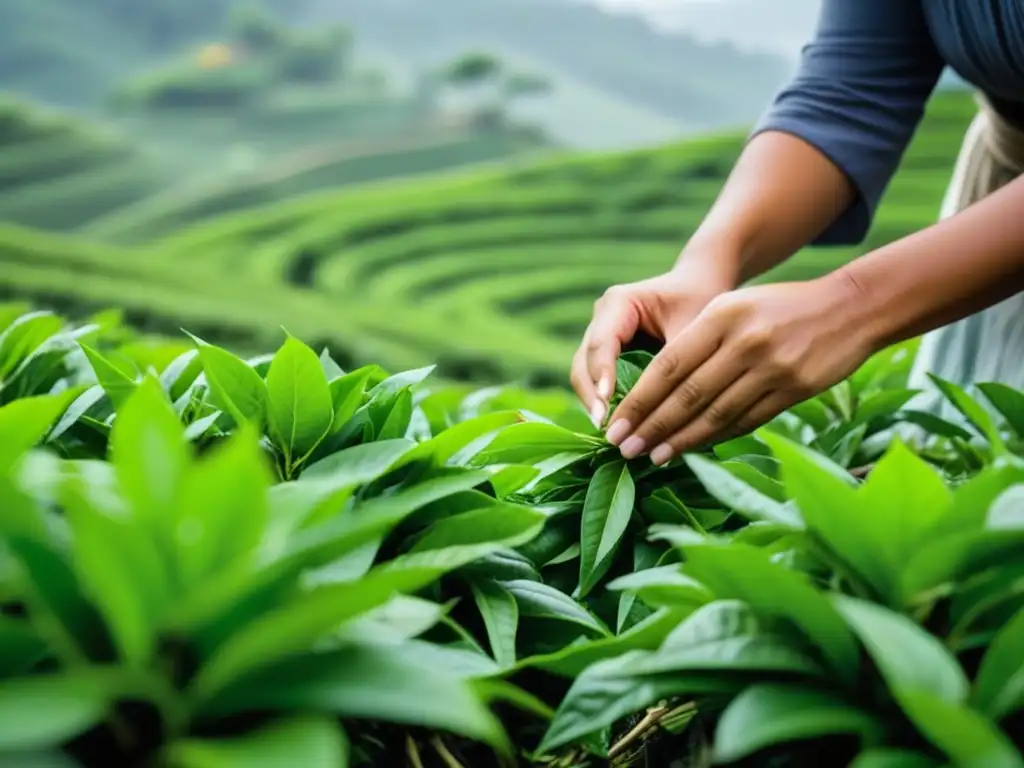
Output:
[
  {"left": 0, "top": 673, "right": 111, "bottom": 751},
  {"left": 578, "top": 461, "right": 635, "bottom": 597},
  {"left": 266, "top": 336, "right": 334, "bottom": 467},
  {"left": 189, "top": 335, "right": 267, "bottom": 429},
  {"left": 472, "top": 580, "right": 519, "bottom": 667},
  {"left": 714, "top": 684, "right": 882, "bottom": 762}
]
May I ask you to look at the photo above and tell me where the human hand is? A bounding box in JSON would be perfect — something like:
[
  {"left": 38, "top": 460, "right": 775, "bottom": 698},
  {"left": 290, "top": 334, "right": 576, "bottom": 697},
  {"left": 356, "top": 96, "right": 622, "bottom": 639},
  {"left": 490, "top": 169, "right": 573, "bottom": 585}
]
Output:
[
  {"left": 571, "top": 263, "right": 736, "bottom": 427},
  {"left": 605, "top": 273, "right": 876, "bottom": 464}
]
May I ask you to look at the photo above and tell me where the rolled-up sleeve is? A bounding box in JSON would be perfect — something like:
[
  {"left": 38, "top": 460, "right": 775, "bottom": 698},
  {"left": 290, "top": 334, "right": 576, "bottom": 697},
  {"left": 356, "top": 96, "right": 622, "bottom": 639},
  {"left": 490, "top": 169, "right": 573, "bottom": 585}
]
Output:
[{"left": 751, "top": 0, "right": 945, "bottom": 245}]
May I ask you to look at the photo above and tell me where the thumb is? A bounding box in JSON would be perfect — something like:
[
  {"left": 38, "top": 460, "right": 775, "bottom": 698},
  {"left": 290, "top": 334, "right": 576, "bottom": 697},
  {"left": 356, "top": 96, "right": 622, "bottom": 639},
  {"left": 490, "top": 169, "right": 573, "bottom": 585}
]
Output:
[{"left": 586, "top": 292, "right": 640, "bottom": 408}]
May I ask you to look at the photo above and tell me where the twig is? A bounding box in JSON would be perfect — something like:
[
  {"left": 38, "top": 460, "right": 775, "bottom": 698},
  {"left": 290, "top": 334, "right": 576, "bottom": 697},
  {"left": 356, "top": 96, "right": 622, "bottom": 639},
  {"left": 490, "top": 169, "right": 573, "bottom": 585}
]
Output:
[
  {"left": 608, "top": 705, "right": 669, "bottom": 761},
  {"left": 849, "top": 463, "right": 874, "bottom": 479},
  {"left": 431, "top": 736, "right": 468, "bottom": 768},
  {"left": 406, "top": 735, "right": 425, "bottom": 768}
]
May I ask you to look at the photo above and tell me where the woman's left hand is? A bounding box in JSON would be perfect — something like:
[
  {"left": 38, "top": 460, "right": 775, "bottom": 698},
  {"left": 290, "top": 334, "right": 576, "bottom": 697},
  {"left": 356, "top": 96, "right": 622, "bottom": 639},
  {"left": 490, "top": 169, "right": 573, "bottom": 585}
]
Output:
[{"left": 605, "top": 273, "right": 878, "bottom": 465}]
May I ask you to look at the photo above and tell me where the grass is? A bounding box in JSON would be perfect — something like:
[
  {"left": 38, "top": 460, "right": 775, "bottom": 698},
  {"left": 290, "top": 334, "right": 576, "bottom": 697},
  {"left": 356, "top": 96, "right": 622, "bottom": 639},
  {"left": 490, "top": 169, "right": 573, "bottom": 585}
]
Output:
[{"left": 0, "top": 90, "right": 975, "bottom": 386}]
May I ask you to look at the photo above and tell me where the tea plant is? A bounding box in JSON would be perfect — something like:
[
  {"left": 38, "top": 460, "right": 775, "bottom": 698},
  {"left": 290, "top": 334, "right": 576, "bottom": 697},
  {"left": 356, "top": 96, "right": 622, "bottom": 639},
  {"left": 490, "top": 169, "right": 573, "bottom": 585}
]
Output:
[{"left": 3, "top": 305, "right": 1024, "bottom": 767}]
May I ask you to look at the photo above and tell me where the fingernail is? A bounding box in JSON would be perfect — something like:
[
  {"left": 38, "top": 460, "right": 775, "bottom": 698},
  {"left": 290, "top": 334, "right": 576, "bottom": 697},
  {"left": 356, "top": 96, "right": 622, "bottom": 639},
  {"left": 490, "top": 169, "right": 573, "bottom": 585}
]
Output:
[
  {"left": 590, "top": 401, "right": 606, "bottom": 428},
  {"left": 650, "top": 443, "right": 673, "bottom": 466},
  {"left": 620, "top": 435, "right": 646, "bottom": 460},
  {"left": 605, "top": 419, "right": 631, "bottom": 446},
  {"left": 597, "top": 375, "right": 612, "bottom": 399}
]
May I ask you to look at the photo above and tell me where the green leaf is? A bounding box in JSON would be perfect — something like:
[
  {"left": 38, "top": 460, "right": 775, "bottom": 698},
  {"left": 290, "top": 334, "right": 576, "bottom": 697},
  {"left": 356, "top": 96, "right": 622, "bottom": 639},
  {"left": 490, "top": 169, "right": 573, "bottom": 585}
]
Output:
[
  {"left": 788, "top": 397, "right": 833, "bottom": 431},
  {"left": 395, "top": 411, "right": 522, "bottom": 470},
  {"left": 832, "top": 595, "right": 969, "bottom": 704},
  {"left": 928, "top": 375, "right": 1008, "bottom": 454},
  {"left": 46, "top": 386, "right": 106, "bottom": 444},
  {"left": 607, "top": 565, "right": 712, "bottom": 610},
  {"left": 761, "top": 432, "right": 893, "bottom": 603},
  {"left": 858, "top": 440, "right": 953, "bottom": 573},
  {"left": 684, "top": 455, "right": 803, "bottom": 528},
  {"left": 410, "top": 503, "right": 546, "bottom": 553},
  {"left": 853, "top": 389, "right": 918, "bottom": 426},
  {"left": 681, "top": 543, "right": 859, "bottom": 686},
  {"left": 327, "top": 368, "right": 372, "bottom": 432},
  {"left": 578, "top": 461, "right": 635, "bottom": 597},
  {"left": 0, "top": 395, "right": 73, "bottom": 470},
  {"left": 714, "top": 684, "right": 882, "bottom": 762},
  {"left": 472, "top": 580, "right": 519, "bottom": 667},
  {"left": 63, "top": 474, "right": 170, "bottom": 665},
  {"left": 539, "top": 600, "right": 819, "bottom": 752},
  {"left": 199, "top": 642, "right": 508, "bottom": 753},
  {"left": 0, "top": 674, "right": 110, "bottom": 751},
  {"left": 189, "top": 335, "right": 267, "bottom": 429},
  {"left": 165, "top": 716, "right": 348, "bottom": 768},
  {"left": 972, "top": 604, "right": 1024, "bottom": 718},
  {"left": 978, "top": 382, "right": 1024, "bottom": 439},
  {"left": 472, "top": 422, "right": 601, "bottom": 466},
  {"left": 79, "top": 345, "right": 138, "bottom": 411},
  {"left": 848, "top": 749, "right": 941, "bottom": 768},
  {"left": 176, "top": 427, "right": 272, "bottom": 587},
  {"left": 110, "top": 377, "right": 188, "bottom": 541},
  {"left": 503, "top": 580, "right": 609, "bottom": 636},
  {"left": 369, "top": 366, "right": 435, "bottom": 398},
  {"left": 0, "top": 616, "right": 45, "bottom": 677},
  {"left": 301, "top": 438, "right": 414, "bottom": 486},
  {"left": 896, "top": 688, "right": 1023, "bottom": 768},
  {"left": 266, "top": 336, "right": 334, "bottom": 466},
  {"left": 0, "top": 313, "right": 63, "bottom": 379}
]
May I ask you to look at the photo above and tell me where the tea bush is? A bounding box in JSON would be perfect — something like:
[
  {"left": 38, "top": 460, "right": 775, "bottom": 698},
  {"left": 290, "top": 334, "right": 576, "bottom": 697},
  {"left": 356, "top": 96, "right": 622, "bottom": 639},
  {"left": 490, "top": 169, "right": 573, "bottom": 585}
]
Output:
[{"left": 3, "top": 304, "right": 1024, "bottom": 766}]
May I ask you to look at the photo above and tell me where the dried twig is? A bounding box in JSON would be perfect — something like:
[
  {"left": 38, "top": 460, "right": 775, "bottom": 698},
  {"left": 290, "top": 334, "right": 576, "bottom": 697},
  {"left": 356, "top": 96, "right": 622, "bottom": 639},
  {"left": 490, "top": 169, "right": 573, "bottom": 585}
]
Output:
[
  {"left": 849, "top": 463, "right": 874, "bottom": 479},
  {"left": 406, "top": 735, "right": 426, "bottom": 768},
  {"left": 609, "top": 705, "right": 670, "bottom": 761},
  {"left": 431, "top": 736, "right": 468, "bottom": 768}
]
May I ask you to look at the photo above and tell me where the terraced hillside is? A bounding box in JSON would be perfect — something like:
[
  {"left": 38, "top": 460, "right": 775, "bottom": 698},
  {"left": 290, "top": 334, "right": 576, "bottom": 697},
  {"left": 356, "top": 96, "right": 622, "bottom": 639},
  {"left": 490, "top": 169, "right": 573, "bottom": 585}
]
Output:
[
  {"left": 0, "top": 99, "right": 168, "bottom": 230},
  {"left": 0, "top": 90, "right": 973, "bottom": 385}
]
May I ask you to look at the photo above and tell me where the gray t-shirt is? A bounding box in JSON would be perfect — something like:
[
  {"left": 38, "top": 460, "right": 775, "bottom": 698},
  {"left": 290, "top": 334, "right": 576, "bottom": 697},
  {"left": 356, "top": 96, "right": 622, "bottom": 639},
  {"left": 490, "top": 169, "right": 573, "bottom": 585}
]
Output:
[{"left": 753, "top": 0, "right": 1024, "bottom": 245}]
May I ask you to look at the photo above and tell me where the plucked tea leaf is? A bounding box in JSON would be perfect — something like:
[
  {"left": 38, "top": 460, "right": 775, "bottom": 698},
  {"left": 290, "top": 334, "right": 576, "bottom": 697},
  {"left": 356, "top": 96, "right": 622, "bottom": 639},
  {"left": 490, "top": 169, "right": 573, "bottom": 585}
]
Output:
[
  {"left": 266, "top": 336, "right": 334, "bottom": 466},
  {"left": 578, "top": 461, "right": 635, "bottom": 597},
  {"left": 714, "top": 684, "right": 882, "bottom": 762}
]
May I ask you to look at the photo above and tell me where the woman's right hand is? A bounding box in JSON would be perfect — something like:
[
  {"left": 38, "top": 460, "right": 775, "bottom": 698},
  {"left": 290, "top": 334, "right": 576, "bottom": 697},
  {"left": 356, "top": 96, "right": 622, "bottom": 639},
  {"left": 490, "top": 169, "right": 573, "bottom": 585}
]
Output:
[{"left": 571, "top": 261, "right": 737, "bottom": 426}]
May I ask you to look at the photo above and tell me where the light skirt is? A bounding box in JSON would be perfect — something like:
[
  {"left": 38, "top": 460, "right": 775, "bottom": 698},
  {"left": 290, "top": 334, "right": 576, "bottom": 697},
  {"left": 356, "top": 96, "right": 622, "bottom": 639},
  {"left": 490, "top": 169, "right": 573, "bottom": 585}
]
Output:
[{"left": 906, "top": 94, "right": 1024, "bottom": 419}]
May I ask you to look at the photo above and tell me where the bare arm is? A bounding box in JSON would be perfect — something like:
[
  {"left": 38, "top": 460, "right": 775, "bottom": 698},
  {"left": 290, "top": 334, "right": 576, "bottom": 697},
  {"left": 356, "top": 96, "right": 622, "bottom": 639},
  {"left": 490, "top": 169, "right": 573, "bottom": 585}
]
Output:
[{"left": 675, "top": 130, "right": 856, "bottom": 286}]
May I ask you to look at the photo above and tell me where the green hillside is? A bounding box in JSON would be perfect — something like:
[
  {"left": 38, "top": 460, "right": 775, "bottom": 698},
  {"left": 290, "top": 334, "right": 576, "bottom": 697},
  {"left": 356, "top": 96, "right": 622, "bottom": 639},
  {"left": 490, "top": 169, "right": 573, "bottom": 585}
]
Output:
[{"left": 0, "top": 90, "right": 974, "bottom": 386}]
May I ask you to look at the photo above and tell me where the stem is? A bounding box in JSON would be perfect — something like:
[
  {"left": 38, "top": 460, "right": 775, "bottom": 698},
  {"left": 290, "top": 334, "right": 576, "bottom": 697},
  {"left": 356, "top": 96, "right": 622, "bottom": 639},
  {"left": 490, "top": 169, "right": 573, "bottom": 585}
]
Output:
[
  {"left": 431, "top": 736, "right": 467, "bottom": 768},
  {"left": 406, "top": 735, "right": 425, "bottom": 768},
  {"left": 609, "top": 705, "right": 669, "bottom": 761}
]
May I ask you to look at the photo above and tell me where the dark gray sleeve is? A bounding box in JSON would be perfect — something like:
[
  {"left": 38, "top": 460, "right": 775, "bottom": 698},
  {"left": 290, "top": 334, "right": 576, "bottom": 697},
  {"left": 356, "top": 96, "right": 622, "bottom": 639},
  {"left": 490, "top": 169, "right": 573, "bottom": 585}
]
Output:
[{"left": 751, "top": 0, "right": 945, "bottom": 245}]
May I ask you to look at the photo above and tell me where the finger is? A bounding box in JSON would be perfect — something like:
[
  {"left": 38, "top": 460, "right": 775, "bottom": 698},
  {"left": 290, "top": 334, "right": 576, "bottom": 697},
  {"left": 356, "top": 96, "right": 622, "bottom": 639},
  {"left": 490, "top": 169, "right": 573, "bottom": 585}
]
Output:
[
  {"left": 606, "top": 313, "right": 725, "bottom": 449},
  {"left": 622, "top": 345, "right": 751, "bottom": 459},
  {"left": 717, "top": 390, "right": 795, "bottom": 444},
  {"left": 648, "top": 372, "right": 773, "bottom": 465},
  {"left": 586, "top": 292, "right": 638, "bottom": 404},
  {"left": 570, "top": 335, "right": 604, "bottom": 427}
]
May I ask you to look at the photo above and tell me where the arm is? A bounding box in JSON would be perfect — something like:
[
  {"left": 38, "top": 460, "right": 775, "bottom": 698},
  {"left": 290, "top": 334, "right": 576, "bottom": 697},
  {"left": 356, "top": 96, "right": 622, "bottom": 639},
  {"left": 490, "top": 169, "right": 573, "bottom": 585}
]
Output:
[
  {"left": 840, "top": 175, "right": 1024, "bottom": 350},
  {"left": 677, "top": 0, "right": 945, "bottom": 285}
]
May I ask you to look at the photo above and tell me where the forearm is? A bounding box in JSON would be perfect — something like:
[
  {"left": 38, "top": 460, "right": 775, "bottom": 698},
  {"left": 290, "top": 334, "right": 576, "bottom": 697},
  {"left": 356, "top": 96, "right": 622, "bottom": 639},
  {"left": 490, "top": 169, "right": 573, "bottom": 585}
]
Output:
[
  {"left": 675, "top": 130, "right": 856, "bottom": 285},
  {"left": 836, "top": 174, "right": 1024, "bottom": 351}
]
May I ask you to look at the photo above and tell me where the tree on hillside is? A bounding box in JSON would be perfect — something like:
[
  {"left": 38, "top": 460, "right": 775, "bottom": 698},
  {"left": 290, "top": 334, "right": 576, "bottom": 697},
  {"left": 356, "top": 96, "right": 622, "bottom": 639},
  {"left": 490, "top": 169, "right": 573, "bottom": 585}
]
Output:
[{"left": 441, "top": 52, "right": 552, "bottom": 130}]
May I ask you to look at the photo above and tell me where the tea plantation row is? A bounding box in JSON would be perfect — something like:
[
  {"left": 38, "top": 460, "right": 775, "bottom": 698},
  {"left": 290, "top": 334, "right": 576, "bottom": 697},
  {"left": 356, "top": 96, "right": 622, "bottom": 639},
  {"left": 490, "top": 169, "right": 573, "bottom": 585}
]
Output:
[
  {"left": 3, "top": 304, "right": 1024, "bottom": 767},
  {"left": 0, "top": 91, "right": 974, "bottom": 387}
]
